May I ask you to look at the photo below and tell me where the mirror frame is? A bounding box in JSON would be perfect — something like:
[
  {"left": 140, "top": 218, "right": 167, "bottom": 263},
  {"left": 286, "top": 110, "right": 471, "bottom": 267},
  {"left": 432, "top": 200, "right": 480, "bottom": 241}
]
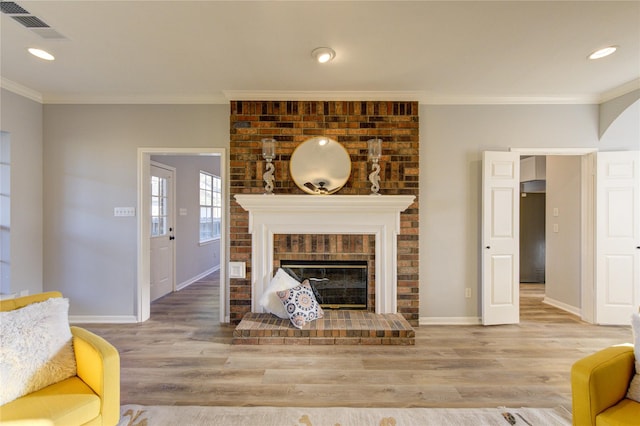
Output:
[{"left": 289, "top": 137, "right": 352, "bottom": 195}]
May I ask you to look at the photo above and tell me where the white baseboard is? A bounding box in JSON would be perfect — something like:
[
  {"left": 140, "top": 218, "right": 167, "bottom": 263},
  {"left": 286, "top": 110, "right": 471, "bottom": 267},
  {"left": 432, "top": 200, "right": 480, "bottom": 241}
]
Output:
[
  {"left": 176, "top": 266, "right": 219, "bottom": 291},
  {"left": 543, "top": 296, "right": 581, "bottom": 317},
  {"left": 0, "top": 290, "right": 30, "bottom": 300},
  {"left": 69, "top": 315, "right": 138, "bottom": 324},
  {"left": 420, "top": 316, "right": 482, "bottom": 325}
]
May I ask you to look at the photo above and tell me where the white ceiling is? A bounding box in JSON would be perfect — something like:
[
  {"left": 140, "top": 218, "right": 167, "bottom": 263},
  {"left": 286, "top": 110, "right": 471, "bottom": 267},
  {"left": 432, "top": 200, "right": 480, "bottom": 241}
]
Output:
[{"left": 1, "top": 1, "right": 639, "bottom": 104}]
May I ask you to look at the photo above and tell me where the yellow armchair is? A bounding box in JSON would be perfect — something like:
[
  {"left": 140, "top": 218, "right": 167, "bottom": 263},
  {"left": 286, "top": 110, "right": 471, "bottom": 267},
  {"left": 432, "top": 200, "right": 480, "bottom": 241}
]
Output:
[
  {"left": 0, "top": 292, "right": 120, "bottom": 426},
  {"left": 571, "top": 344, "right": 640, "bottom": 426}
]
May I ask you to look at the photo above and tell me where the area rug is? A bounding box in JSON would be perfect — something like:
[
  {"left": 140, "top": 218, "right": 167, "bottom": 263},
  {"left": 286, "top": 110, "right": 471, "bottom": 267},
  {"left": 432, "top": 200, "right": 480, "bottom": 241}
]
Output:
[{"left": 118, "top": 404, "right": 571, "bottom": 425}]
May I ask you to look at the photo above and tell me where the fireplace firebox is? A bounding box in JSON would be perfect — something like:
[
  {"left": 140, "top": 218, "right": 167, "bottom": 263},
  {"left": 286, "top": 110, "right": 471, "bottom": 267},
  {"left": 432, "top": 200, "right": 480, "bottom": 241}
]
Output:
[{"left": 280, "top": 260, "right": 368, "bottom": 310}]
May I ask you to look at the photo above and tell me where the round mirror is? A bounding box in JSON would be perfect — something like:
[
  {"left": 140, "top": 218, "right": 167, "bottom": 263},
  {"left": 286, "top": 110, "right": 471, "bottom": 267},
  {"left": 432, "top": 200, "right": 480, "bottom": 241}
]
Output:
[{"left": 290, "top": 137, "right": 351, "bottom": 195}]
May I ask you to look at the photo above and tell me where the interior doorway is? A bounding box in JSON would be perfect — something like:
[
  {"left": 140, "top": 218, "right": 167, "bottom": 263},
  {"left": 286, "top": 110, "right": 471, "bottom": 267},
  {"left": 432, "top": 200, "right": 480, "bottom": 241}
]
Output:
[
  {"left": 519, "top": 192, "right": 545, "bottom": 283},
  {"left": 137, "top": 148, "right": 227, "bottom": 324},
  {"left": 519, "top": 156, "right": 546, "bottom": 285},
  {"left": 518, "top": 154, "right": 584, "bottom": 319},
  {"left": 482, "top": 148, "right": 596, "bottom": 326}
]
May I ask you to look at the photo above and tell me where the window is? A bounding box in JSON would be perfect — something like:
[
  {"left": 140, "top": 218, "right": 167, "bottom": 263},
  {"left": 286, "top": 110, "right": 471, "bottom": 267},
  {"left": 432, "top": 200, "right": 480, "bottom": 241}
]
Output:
[
  {"left": 0, "top": 132, "right": 10, "bottom": 293},
  {"left": 150, "top": 175, "right": 168, "bottom": 237},
  {"left": 200, "top": 171, "right": 221, "bottom": 243}
]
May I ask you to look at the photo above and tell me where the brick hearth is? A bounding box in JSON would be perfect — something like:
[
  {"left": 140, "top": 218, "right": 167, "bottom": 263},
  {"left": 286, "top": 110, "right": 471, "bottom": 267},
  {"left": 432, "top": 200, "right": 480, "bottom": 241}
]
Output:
[{"left": 233, "top": 310, "right": 415, "bottom": 345}]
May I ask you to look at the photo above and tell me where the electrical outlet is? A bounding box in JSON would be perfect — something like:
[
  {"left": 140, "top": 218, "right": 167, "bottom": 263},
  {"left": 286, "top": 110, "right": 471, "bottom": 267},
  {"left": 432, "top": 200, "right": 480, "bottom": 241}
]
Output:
[
  {"left": 465, "top": 288, "right": 472, "bottom": 298},
  {"left": 229, "top": 262, "right": 246, "bottom": 279}
]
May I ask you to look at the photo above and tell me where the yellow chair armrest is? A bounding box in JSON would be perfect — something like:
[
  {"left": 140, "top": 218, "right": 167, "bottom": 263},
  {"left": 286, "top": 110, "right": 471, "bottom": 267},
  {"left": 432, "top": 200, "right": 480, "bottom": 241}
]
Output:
[
  {"left": 0, "top": 291, "right": 62, "bottom": 312},
  {"left": 71, "top": 326, "right": 120, "bottom": 426},
  {"left": 571, "top": 344, "right": 635, "bottom": 426}
]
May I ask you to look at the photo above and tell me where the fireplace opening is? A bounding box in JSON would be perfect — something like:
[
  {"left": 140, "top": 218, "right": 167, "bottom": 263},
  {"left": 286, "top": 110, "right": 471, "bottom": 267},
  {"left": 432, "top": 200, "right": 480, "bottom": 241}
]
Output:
[{"left": 280, "top": 260, "right": 368, "bottom": 310}]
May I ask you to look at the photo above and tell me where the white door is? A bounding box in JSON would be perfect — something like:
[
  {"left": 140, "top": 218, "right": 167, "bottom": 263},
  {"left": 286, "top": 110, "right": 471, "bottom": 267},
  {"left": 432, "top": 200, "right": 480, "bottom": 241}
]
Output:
[
  {"left": 150, "top": 163, "right": 175, "bottom": 302},
  {"left": 595, "top": 151, "right": 640, "bottom": 324},
  {"left": 482, "top": 151, "right": 520, "bottom": 325}
]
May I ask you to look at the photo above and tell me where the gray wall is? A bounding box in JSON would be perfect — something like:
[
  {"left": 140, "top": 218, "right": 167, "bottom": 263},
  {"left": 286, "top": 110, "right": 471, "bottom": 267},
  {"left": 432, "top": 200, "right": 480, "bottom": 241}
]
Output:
[
  {"left": 0, "top": 89, "right": 43, "bottom": 296},
  {"left": 6, "top": 93, "right": 637, "bottom": 320},
  {"left": 545, "top": 156, "right": 582, "bottom": 309},
  {"left": 151, "top": 155, "right": 221, "bottom": 287},
  {"left": 43, "top": 104, "right": 229, "bottom": 316},
  {"left": 419, "top": 102, "right": 639, "bottom": 321}
]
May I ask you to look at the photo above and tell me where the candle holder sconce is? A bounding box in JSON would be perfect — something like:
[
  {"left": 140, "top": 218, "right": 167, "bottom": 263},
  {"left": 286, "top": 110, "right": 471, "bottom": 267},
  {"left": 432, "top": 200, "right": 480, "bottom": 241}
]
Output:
[
  {"left": 367, "top": 138, "right": 382, "bottom": 195},
  {"left": 262, "top": 138, "right": 276, "bottom": 194}
]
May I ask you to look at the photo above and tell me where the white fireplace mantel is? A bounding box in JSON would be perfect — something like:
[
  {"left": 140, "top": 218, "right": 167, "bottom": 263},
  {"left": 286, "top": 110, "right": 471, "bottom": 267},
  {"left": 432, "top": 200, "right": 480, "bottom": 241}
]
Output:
[{"left": 234, "top": 194, "right": 415, "bottom": 314}]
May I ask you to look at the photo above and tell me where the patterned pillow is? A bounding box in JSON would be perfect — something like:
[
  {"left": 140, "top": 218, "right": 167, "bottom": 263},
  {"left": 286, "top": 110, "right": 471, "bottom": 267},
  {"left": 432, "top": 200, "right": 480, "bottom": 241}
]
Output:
[
  {"left": 277, "top": 280, "right": 324, "bottom": 329},
  {"left": 626, "top": 312, "right": 640, "bottom": 402}
]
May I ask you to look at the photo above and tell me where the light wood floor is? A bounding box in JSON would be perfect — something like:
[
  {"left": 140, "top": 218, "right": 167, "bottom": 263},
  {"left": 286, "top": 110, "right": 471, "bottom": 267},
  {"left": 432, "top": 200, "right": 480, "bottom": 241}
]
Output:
[{"left": 81, "top": 273, "right": 631, "bottom": 410}]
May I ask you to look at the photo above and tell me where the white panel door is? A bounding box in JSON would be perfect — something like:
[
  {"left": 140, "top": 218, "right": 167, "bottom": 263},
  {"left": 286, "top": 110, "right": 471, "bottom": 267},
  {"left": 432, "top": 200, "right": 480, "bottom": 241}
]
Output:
[
  {"left": 482, "top": 151, "right": 520, "bottom": 325},
  {"left": 596, "top": 151, "right": 640, "bottom": 325},
  {"left": 150, "top": 163, "right": 175, "bottom": 302}
]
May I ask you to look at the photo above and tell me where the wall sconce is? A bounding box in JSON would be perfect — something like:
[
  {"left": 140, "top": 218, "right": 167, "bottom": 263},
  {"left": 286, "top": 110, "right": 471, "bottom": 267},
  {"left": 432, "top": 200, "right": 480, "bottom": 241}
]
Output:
[
  {"left": 262, "top": 138, "right": 276, "bottom": 194},
  {"left": 367, "top": 138, "right": 382, "bottom": 195}
]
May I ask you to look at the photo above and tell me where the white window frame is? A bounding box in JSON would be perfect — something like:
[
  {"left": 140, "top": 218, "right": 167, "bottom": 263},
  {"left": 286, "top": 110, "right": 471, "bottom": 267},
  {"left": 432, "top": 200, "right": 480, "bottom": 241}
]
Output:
[{"left": 199, "top": 171, "right": 221, "bottom": 244}]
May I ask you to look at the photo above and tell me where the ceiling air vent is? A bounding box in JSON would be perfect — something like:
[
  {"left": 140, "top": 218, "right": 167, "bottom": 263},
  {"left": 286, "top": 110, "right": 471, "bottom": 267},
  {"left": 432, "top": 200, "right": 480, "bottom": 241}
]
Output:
[
  {"left": 1, "top": 1, "right": 66, "bottom": 39},
  {"left": 11, "top": 15, "right": 49, "bottom": 28},
  {"left": 0, "top": 1, "right": 29, "bottom": 15}
]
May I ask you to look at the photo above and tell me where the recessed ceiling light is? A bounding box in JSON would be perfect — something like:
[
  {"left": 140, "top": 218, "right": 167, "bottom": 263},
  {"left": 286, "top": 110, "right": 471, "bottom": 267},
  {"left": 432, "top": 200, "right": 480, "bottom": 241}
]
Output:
[
  {"left": 311, "top": 47, "right": 335, "bottom": 64},
  {"left": 588, "top": 46, "right": 617, "bottom": 60},
  {"left": 28, "top": 47, "right": 55, "bottom": 61}
]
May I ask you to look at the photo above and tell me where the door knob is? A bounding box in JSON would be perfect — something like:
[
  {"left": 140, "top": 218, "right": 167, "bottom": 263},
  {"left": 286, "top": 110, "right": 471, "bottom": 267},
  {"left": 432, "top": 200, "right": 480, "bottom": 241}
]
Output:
[
  {"left": 485, "top": 246, "right": 490, "bottom": 249},
  {"left": 169, "top": 236, "right": 175, "bottom": 241}
]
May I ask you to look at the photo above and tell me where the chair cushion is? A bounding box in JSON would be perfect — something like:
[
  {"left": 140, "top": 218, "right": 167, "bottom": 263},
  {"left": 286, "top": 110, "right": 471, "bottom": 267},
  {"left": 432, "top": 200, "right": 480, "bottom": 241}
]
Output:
[
  {"left": 0, "top": 377, "right": 101, "bottom": 425},
  {"left": 596, "top": 398, "right": 640, "bottom": 426}
]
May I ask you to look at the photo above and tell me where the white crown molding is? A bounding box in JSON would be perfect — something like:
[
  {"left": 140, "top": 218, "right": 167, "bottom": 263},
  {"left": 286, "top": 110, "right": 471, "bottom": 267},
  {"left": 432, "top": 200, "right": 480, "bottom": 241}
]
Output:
[
  {"left": 2, "top": 80, "right": 637, "bottom": 106},
  {"left": 0, "top": 77, "right": 43, "bottom": 103},
  {"left": 510, "top": 147, "right": 598, "bottom": 156},
  {"left": 43, "top": 94, "right": 230, "bottom": 105},
  {"left": 423, "top": 95, "right": 602, "bottom": 105},
  {"left": 598, "top": 78, "right": 640, "bottom": 103},
  {"left": 224, "top": 90, "right": 605, "bottom": 105},
  {"left": 223, "top": 90, "right": 424, "bottom": 102}
]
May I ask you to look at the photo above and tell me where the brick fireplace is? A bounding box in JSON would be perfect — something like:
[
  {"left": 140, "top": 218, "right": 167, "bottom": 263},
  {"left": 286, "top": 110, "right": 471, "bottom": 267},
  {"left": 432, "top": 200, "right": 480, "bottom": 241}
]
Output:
[
  {"left": 229, "top": 101, "right": 419, "bottom": 326},
  {"left": 235, "top": 194, "right": 414, "bottom": 316},
  {"left": 279, "top": 260, "right": 369, "bottom": 309}
]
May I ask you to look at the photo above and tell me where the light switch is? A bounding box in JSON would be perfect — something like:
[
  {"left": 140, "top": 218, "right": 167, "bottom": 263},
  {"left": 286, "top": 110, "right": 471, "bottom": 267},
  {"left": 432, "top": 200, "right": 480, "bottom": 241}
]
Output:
[
  {"left": 114, "top": 207, "right": 135, "bottom": 217},
  {"left": 553, "top": 223, "right": 559, "bottom": 233}
]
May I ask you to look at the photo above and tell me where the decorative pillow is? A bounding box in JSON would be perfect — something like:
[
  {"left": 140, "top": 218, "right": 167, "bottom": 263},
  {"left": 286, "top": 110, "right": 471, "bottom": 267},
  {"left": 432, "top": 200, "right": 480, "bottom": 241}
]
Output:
[
  {"left": 259, "top": 268, "right": 301, "bottom": 319},
  {"left": 0, "top": 297, "right": 77, "bottom": 405},
  {"left": 277, "top": 280, "right": 324, "bottom": 329},
  {"left": 626, "top": 312, "right": 640, "bottom": 402}
]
